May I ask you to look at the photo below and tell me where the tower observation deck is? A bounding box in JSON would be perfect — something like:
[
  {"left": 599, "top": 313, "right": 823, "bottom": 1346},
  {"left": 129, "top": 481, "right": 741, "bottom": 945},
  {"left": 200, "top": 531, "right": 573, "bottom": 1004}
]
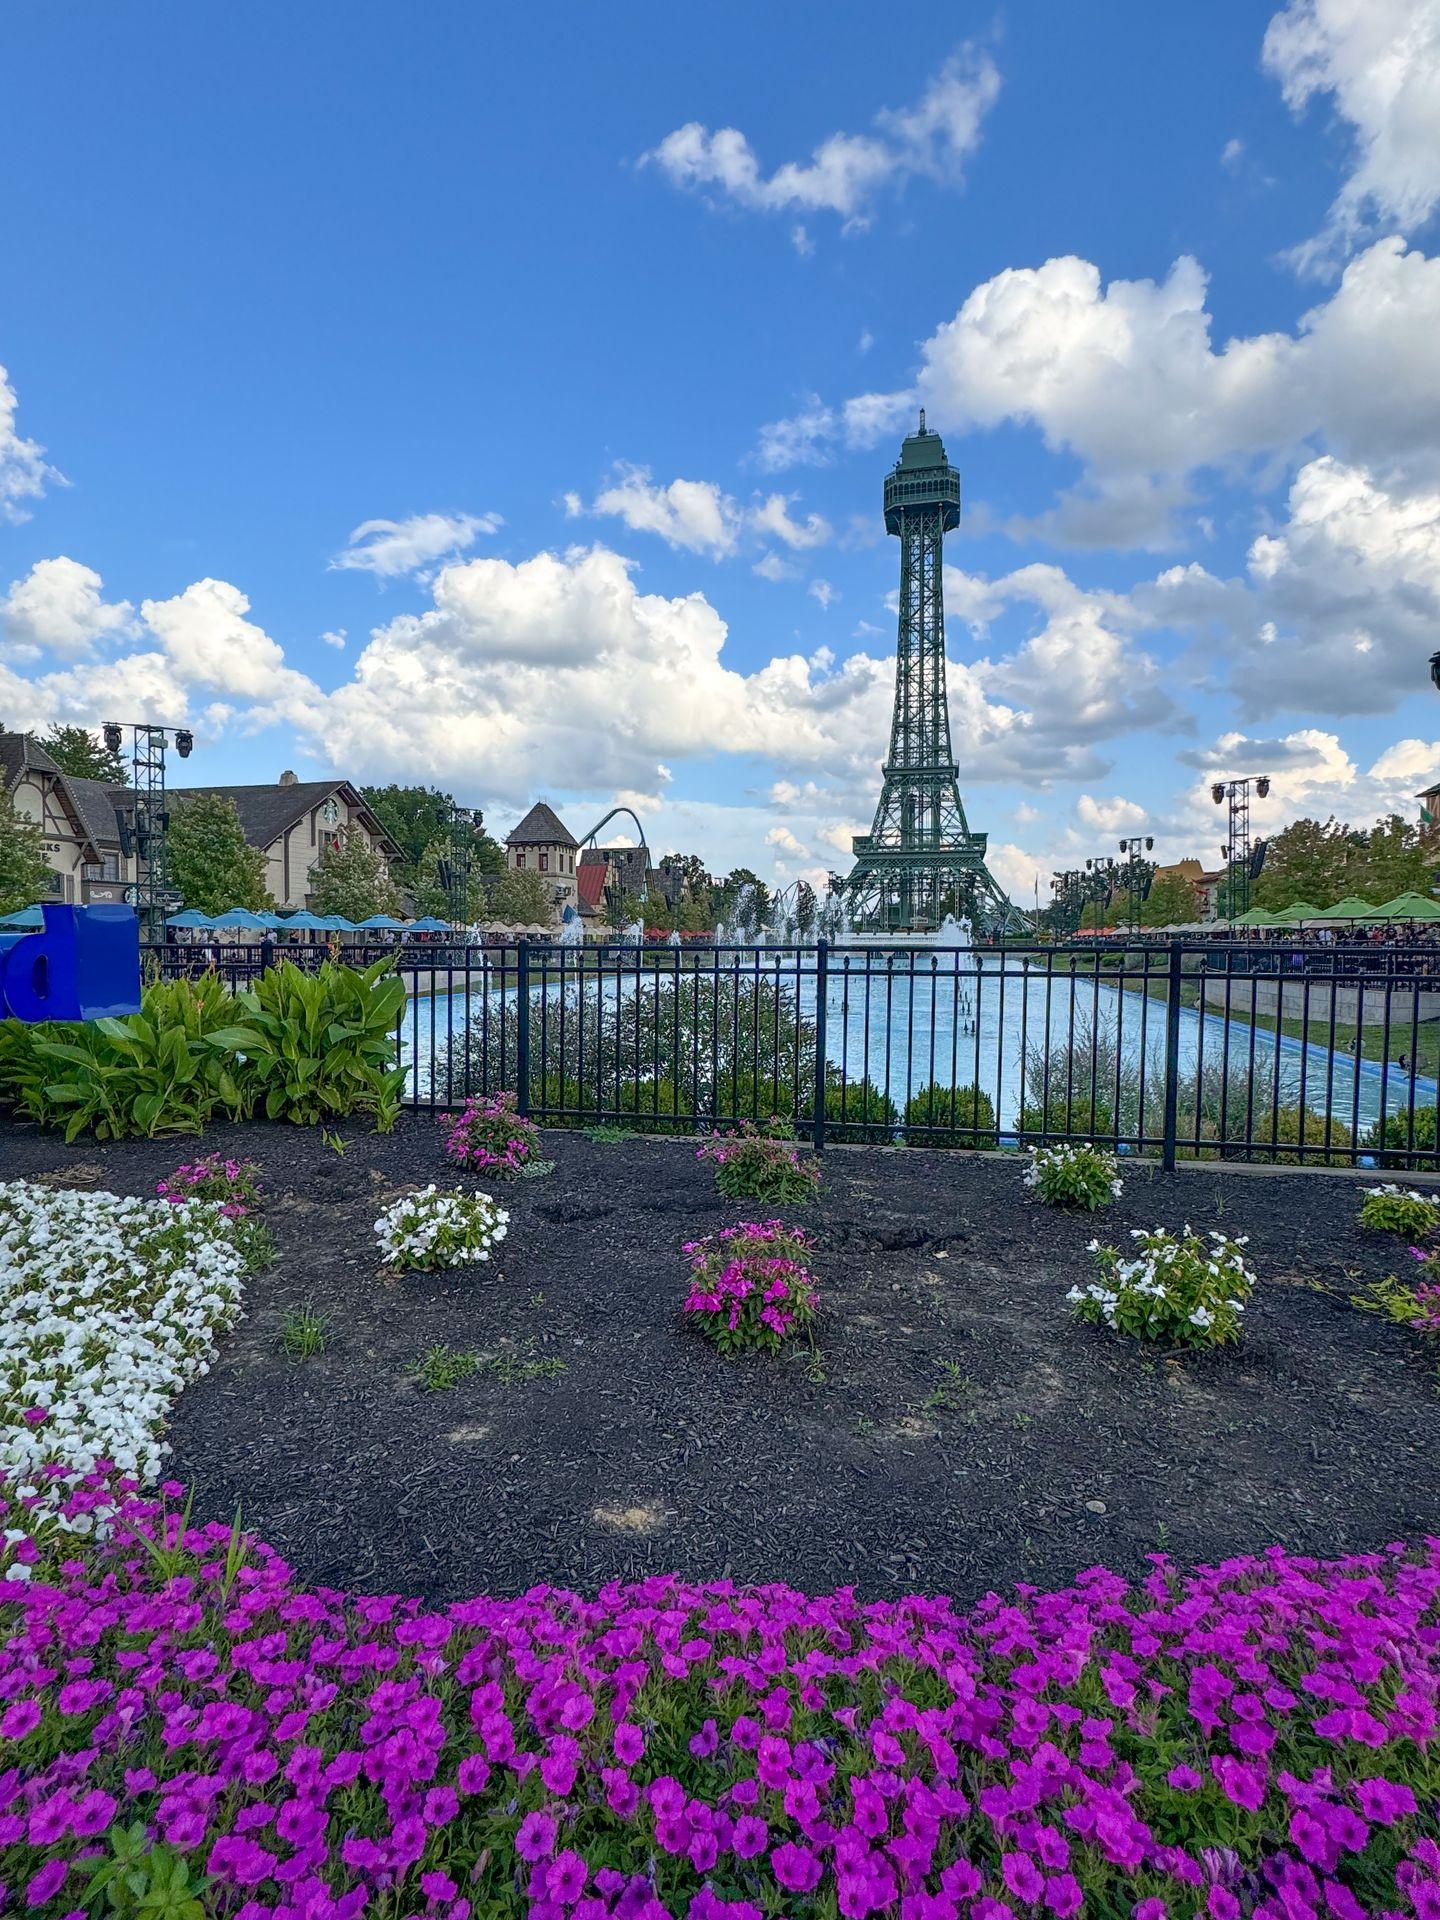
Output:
[{"left": 844, "top": 414, "right": 1025, "bottom": 934}]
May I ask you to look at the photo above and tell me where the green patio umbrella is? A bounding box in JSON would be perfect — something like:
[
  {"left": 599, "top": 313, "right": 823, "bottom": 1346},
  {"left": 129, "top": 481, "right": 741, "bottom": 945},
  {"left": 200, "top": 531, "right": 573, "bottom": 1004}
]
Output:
[
  {"left": 1270, "top": 901, "right": 1320, "bottom": 924},
  {"left": 1230, "top": 906, "right": 1280, "bottom": 926},
  {"left": 1373, "top": 892, "right": 1440, "bottom": 921},
  {"left": 1304, "top": 896, "right": 1381, "bottom": 923}
]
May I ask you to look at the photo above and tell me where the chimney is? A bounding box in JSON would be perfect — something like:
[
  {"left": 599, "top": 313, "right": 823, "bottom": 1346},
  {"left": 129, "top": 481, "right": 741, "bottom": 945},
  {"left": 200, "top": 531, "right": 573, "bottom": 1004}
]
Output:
[{"left": 278, "top": 769, "right": 298, "bottom": 787}]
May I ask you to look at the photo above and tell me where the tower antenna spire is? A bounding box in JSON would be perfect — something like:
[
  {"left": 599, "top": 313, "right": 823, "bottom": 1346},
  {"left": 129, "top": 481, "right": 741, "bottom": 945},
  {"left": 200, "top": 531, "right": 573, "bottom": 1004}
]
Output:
[{"left": 842, "top": 422, "right": 1022, "bottom": 934}]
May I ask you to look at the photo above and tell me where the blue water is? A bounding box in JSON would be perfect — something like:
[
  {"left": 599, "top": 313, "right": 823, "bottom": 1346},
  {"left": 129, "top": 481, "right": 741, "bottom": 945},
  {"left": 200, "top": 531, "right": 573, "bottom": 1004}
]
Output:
[{"left": 399, "top": 954, "right": 1437, "bottom": 1138}]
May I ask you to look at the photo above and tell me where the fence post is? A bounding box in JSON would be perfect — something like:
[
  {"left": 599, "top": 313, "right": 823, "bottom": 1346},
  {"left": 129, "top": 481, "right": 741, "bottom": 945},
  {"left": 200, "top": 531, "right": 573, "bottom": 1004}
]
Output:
[
  {"left": 515, "top": 937, "right": 531, "bottom": 1118},
  {"left": 812, "top": 938, "right": 828, "bottom": 1152},
  {"left": 1161, "top": 939, "right": 1183, "bottom": 1172}
]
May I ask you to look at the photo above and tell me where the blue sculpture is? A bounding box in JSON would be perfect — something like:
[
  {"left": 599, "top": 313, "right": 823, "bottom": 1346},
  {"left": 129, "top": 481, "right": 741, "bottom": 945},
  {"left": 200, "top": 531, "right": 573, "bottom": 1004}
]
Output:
[{"left": 0, "top": 903, "right": 142, "bottom": 1022}]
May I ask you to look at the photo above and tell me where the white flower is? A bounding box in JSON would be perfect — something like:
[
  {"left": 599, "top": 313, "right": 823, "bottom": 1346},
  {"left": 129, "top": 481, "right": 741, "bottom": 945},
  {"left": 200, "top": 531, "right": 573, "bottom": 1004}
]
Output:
[
  {"left": 0, "top": 1180, "right": 250, "bottom": 1536},
  {"left": 374, "top": 1187, "right": 509, "bottom": 1273}
]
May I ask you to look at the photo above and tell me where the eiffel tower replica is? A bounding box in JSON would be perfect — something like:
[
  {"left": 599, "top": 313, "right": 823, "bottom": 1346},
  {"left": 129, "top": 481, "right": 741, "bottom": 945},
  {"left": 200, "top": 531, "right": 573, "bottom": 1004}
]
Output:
[{"left": 845, "top": 413, "right": 1025, "bottom": 935}]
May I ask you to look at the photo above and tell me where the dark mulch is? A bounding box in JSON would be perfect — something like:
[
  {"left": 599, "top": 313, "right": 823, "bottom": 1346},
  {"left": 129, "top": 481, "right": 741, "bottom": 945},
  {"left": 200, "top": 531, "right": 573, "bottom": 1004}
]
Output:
[{"left": 4, "top": 1115, "right": 1438, "bottom": 1605}]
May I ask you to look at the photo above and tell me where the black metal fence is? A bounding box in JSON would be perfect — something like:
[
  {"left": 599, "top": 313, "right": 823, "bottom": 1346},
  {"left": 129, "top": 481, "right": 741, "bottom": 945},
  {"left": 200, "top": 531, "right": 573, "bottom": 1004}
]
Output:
[{"left": 376, "top": 939, "right": 1440, "bottom": 1170}]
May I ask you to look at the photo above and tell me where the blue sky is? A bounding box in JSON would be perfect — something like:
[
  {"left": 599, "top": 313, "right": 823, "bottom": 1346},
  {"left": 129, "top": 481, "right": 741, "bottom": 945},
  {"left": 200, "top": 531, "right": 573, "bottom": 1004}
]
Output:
[{"left": 2, "top": 0, "right": 1439, "bottom": 905}]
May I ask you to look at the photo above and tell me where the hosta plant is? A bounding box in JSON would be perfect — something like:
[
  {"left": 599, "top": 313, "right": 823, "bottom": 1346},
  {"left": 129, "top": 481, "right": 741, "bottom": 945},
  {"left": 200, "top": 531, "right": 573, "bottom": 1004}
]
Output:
[
  {"left": 443, "top": 1091, "right": 542, "bottom": 1175},
  {"left": 1073, "top": 1224, "right": 1254, "bottom": 1347},
  {"left": 208, "top": 956, "right": 406, "bottom": 1130},
  {"left": 6, "top": 1477, "right": 1440, "bottom": 1920},
  {"left": 1359, "top": 1184, "right": 1440, "bottom": 1239},
  {"left": 1024, "top": 1142, "right": 1123, "bottom": 1210},
  {"left": 682, "top": 1220, "right": 817, "bottom": 1354},
  {"left": 374, "top": 1185, "right": 509, "bottom": 1273},
  {"left": 0, "top": 1181, "right": 252, "bottom": 1521},
  {"left": 0, "top": 973, "right": 246, "bottom": 1141},
  {"left": 697, "top": 1124, "right": 820, "bottom": 1204}
]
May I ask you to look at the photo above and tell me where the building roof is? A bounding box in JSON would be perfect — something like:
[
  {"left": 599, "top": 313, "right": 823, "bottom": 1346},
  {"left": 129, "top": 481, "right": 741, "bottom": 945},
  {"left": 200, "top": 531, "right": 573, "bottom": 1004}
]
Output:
[
  {"left": 0, "top": 730, "right": 65, "bottom": 791},
  {"left": 163, "top": 780, "right": 402, "bottom": 859},
  {"left": 575, "top": 863, "right": 607, "bottom": 913},
  {"left": 507, "top": 801, "right": 577, "bottom": 848},
  {"left": 55, "top": 775, "right": 125, "bottom": 849}
]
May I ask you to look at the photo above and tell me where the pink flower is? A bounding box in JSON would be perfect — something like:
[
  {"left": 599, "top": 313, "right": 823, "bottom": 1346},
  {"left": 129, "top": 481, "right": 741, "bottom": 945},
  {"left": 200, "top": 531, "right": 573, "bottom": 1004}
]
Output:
[{"left": 517, "top": 1811, "right": 558, "bottom": 1861}]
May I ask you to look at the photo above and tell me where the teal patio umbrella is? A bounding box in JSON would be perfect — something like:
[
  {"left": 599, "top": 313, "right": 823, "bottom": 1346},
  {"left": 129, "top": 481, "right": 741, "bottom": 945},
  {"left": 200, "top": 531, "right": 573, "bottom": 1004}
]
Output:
[
  {"left": 277, "top": 911, "right": 327, "bottom": 931},
  {"left": 358, "top": 914, "right": 407, "bottom": 929},
  {"left": 0, "top": 905, "right": 44, "bottom": 928},
  {"left": 166, "top": 910, "right": 213, "bottom": 929},
  {"left": 207, "top": 907, "right": 272, "bottom": 929},
  {"left": 408, "top": 916, "right": 451, "bottom": 931},
  {"left": 315, "top": 915, "right": 356, "bottom": 931}
]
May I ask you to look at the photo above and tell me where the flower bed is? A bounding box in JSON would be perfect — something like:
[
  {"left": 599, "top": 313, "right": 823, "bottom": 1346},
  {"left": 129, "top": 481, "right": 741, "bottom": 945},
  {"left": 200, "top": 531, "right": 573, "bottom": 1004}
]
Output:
[
  {"left": 682, "top": 1221, "right": 817, "bottom": 1353},
  {"left": 0, "top": 1182, "right": 253, "bottom": 1525},
  {"left": 3, "top": 1478, "right": 1440, "bottom": 1919}
]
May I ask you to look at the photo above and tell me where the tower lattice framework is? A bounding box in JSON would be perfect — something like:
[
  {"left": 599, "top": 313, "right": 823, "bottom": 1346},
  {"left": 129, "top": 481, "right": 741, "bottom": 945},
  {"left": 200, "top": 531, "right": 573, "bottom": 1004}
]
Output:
[{"left": 845, "top": 414, "right": 1025, "bottom": 934}]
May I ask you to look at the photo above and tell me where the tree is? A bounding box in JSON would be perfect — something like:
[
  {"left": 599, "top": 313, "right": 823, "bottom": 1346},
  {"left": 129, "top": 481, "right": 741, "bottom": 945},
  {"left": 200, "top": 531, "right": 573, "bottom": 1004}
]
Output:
[
  {"left": 168, "top": 794, "right": 272, "bottom": 915},
  {"left": 361, "top": 784, "right": 503, "bottom": 889},
  {"left": 0, "top": 786, "right": 53, "bottom": 915},
  {"left": 411, "top": 840, "right": 454, "bottom": 920},
  {"left": 1140, "top": 871, "right": 1199, "bottom": 928},
  {"left": 485, "top": 866, "right": 554, "bottom": 927},
  {"left": 793, "top": 880, "right": 818, "bottom": 937},
  {"left": 1252, "top": 817, "right": 1357, "bottom": 911},
  {"left": 608, "top": 888, "right": 647, "bottom": 931},
  {"left": 40, "top": 724, "right": 129, "bottom": 785},
  {"left": 679, "top": 885, "right": 712, "bottom": 933},
  {"left": 308, "top": 826, "right": 403, "bottom": 920}
]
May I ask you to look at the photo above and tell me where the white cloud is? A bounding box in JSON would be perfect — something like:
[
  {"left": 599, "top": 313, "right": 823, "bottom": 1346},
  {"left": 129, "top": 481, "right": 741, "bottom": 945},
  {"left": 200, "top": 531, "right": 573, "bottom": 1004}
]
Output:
[
  {"left": 1076, "top": 792, "right": 1148, "bottom": 834},
  {"left": 1263, "top": 0, "right": 1440, "bottom": 273},
  {"left": 808, "top": 579, "right": 839, "bottom": 610},
  {"left": 1221, "top": 137, "right": 1246, "bottom": 171},
  {"left": 791, "top": 224, "right": 815, "bottom": 258},
  {"left": 1230, "top": 454, "right": 1440, "bottom": 715},
  {"left": 0, "top": 558, "right": 134, "bottom": 659},
  {"left": 641, "top": 46, "right": 999, "bottom": 227},
  {"left": 329, "top": 511, "right": 502, "bottom": 577},
  {"left": 769, "top": 235, "right": 1440, "bottom": 543},
  {"left": 858, "top": 328, "right": 875, "bottom": 354},
  {"left": 140, "top": 579, "right": 324, "bottom": 727},
  {"left": 753, "top": 553, "right": 798, "bottom": 582},
  {"left": 321, "top": 628, "right": 347, "bottom": 649},
  {"left": 0, "top": 363, "right": 62, "bottom": 525},
  {"left": 750, "top": 493, "right": 831, "bottom": 549},
  {"left": 765, "top": 824, "right": 807, "bottom": 856},
  {"left": 1176, "top": 725, "right": 1440, "bottom": 839},
  {"left": 577, "top": 467, "right": 742, "bottom": 557}
]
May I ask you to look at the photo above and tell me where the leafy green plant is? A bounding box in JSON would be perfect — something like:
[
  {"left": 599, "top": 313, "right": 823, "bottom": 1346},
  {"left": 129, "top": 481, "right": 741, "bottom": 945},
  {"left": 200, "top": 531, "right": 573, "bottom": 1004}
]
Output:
[
  {"left": 485, "top": 1339, "right": 567, "bottom": 1383},
  {"left": 279, "top": 1304, "right": 329, "bottom": 1360},
  {"left": 78, "top": 1821, "right": 209, "bottom": 1919},
  {"left": 1362, "top": 1105, "right": 1438, "bottom": 1171},
  {"left": 816, "top": 1074, "right": 899, "bottom": 1143},
  {"left": 1353, "top": 1254, "right": 1440, "bottom": 1336},
  {"left": 0, "top": 974, "right": 247, "bottom": 1141},
  {"left": 1358, "top": 1184, "right": 1440, "bottom": 1238},
  {"left": 1075, "top": 1226, "right": 1254, "bottom": 1348},
  {"left": 208, "top": 957, "right": 407, "bottom": 1130},
  {"left": 419, "top": 1343, "right": 478, "bottom": 1390},
  {"left": 697, "top": 1124, "right": 821, "bottom": 1203},
  {"left": 1025, "top": 1143, "right": 1123, "bottom": 1210},
  {"left": 903, "top": 1080, "right": 996, "bottom": 1148}
]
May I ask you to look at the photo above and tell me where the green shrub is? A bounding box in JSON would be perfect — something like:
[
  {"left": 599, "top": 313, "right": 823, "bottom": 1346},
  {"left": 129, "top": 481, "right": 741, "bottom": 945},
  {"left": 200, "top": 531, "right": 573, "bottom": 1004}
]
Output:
[
  {"left": 1075, "top": 1226, "right": 1254, "bottom": 1348},
  {"left": 210, "top": 957, "right": 406, "bottom": 1130},
  {"left": 903, "top": 1080, "right": 996, "bottom": 1148},
  {"left": 697, "top": 1124, "right": 821, "bottom": 1204},
  {"left": 1362, "top": 1105, "right": 1439, "bottom": 1170},
  {"left": 1024, "top": 1142, "right": 1122, "bottom": 1210},
  {"left": 1256, "top": 1104, "right": 1355, "bottom": 1166},
  {"left": 0, "top": 975, "right": 246, "bottom": 1141},
  {"left": 1018, "top": 1097, "right": 1117, "bottom": 1143},
  {"left": 0, "top": 962, "right": 407, "bottom": 1140},
  {"left": 1358, "top": 1184, "right": 1440, "bottom": 1239},
  {"left": 816, "top": 1075, "right": 899, "bottom": 1143}
]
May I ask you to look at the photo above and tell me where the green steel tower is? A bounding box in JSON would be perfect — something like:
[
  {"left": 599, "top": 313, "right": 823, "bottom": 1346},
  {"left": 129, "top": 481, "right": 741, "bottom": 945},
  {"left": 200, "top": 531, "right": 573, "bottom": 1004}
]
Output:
[{"left": 845, "top": 414, "right": 1025, "bottom": 933}]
